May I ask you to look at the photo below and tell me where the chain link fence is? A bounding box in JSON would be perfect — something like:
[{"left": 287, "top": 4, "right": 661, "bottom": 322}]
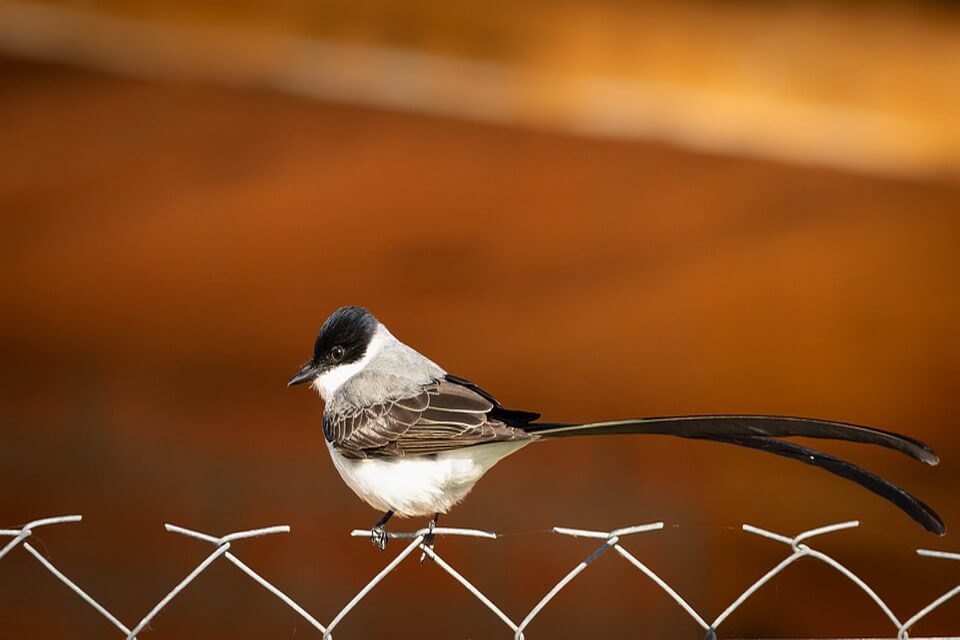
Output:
[{"left": 2, "top": 515, "right": 957, "bottom": 639}]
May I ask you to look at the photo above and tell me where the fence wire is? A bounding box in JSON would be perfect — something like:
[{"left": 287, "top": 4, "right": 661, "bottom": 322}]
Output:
[{"left": 1, "top": 515, "right": 957, "bottom": 639}]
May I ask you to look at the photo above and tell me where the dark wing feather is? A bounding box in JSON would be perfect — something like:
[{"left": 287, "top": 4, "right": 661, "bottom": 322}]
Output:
[
  {"left": 526, "top": 415, "right": 938, "bottom": 464},
  {"left": 443, "top": 374, "right": 541, "bottom": 426},
  {"left": 700, "top": 434, "right": 945, "bottom": 535},
  {"left": 326, "top": 379, "right": 530, "bottom": 459},
  {"left": 524, "top": 414, "right": 943, "bottom": 533}
]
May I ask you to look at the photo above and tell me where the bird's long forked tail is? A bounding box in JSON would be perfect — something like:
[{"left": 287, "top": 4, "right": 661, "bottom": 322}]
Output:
[{"left": 524, "top": 416, "right": 945, "bottom": 535}]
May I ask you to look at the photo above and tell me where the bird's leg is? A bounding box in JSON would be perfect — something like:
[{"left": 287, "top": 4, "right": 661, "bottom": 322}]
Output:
[
  {"left": 419, "top": 512, "right": 440, "bottom": 564},
  {"left": 370, "top": 510, "right": 394, "bottom": 551}
]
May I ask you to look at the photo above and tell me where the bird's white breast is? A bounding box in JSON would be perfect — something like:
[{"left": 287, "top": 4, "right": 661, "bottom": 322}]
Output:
[{"left": 326, "top": 441, "right": 530, "bottom": 517}]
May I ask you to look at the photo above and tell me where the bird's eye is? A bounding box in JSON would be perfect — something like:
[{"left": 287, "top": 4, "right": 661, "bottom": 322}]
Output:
[{"left": 331, "top": 346, "right": 345, "bottom": 361}]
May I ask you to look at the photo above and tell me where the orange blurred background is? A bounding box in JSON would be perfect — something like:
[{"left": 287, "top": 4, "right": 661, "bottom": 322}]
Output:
[{"left": 0, "top": 1, "right": 958, "bottom": 638}]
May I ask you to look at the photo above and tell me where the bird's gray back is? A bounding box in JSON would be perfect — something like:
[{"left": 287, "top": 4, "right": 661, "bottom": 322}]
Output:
[{"left": 327, "top": 338, "right": 445, "bottom": 412}]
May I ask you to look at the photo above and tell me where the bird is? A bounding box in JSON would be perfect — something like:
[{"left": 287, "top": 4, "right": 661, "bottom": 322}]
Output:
[{"left": 288, "top": 306, "right": 945, "bottom": 552}]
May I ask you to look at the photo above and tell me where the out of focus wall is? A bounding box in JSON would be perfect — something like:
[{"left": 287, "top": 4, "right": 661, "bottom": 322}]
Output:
[{"left": 1, "top": 0, "right": 959, "bottom": 177}]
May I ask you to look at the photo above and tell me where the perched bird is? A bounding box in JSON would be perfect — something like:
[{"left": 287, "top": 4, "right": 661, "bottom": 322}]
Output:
[{"left": 288, "top": 306, "right": 944, "bottom": 551}]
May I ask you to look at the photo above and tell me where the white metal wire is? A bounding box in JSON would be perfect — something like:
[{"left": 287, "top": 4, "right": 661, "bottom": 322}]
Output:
[{"left": 1, "top": 515, "right": 957, "bottom": 639}]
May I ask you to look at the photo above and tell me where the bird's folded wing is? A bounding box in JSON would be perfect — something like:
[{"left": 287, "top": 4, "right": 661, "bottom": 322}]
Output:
[{"left": 325, "top": 379, "right": 529, "bottom": 458}]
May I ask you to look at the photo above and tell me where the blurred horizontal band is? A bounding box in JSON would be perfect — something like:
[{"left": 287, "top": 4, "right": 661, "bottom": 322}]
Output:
[{"left": 0, "top": 1, "right": 958, "bottom": 179}]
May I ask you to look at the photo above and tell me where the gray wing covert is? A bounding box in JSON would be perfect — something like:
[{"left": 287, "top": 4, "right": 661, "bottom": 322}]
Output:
[{"left": 324, "top": 379, "right": 530, "bottom": 459}]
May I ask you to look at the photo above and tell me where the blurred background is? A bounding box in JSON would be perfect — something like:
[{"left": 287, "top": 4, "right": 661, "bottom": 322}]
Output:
[{"left": 1, "top": 0, "right": 958, "bottom": 637}]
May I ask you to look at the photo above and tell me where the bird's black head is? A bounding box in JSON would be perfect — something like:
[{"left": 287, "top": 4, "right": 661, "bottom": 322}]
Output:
[{"left": 287, "top": 306, "right": 379, "bottom": 387}]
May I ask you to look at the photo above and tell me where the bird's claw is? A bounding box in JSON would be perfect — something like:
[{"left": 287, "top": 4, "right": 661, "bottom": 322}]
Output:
[
  {"left": 370, "top": 525, "right": 388, "bottom": 551},
  {"left": 419, "top": 521, "right": 437, "bottom": 564}
]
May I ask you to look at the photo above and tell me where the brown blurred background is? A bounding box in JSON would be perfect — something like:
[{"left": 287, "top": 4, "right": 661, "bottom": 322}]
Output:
[{"left": 1, "top": 1, "right": 959, "bottom": 638}]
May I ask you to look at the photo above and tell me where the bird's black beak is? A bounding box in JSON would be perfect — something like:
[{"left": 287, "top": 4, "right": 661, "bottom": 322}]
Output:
[{"left": 287, "top": 361, "right": 320, "bottom": 387}]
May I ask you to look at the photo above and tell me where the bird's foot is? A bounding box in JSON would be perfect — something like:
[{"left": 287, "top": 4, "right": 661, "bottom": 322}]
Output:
[
  {"left": 419, "top": 520, "right": 437, "bottom": 565},
  {"left": 370, "top": 525, "right": 388, "bottom": 551}
]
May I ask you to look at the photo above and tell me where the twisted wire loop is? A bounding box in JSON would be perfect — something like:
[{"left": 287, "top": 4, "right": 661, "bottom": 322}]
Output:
[
  {"left": 728, "top": 521, "right": 900, "bottom": 635},
  {"left": 144, "top": 523, "right": 321, "bottom": 639},
  {"left": 342, "top": 526, "right": 512, "bottom": 639},
  {"left": 2, "top": 516, "right": 958, "bottom": 639},
  {"left": 898, "top": 549, "right": 960, "bottom": 640}
]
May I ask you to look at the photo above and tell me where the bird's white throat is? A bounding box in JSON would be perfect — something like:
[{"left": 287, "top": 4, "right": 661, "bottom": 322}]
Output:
[{"left": 311, "top": 323, "right": 392, "bottom": 400}]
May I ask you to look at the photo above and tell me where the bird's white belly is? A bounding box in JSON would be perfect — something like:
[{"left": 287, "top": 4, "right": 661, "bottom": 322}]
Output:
[{"left": 326, "top": 441, "right": 530, "bottom": 517}]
